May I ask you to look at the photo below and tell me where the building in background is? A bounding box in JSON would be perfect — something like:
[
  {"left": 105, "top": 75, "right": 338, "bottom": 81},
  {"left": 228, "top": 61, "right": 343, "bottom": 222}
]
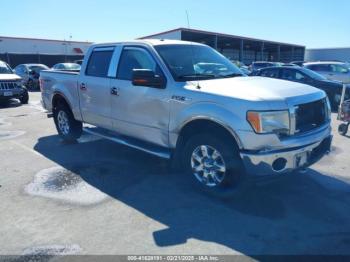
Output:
[
  {"left": 139, "top": 28, "right": 305, "bottom": 64},
  {"left": 0, "top": 36, "right": 92, "bottom": 67},
  {"left": 305, "top": 48, "right": 350, "bottom": 62}
]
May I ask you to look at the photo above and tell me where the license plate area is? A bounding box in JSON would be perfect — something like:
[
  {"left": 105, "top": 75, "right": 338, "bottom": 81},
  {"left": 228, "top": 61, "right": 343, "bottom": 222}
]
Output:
[
  {"left": 294, "top": 151, "right": 309, "bottom": 168},
  {"left": 4, "top": 91, "right": 13, "bottom": 96}
]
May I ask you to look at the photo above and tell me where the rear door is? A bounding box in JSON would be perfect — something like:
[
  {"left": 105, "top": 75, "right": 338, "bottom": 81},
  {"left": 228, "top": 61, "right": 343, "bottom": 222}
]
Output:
[
  {"left": 109, "top": 46, "right": 170, "bottom": 147},
  {"left": 79, "top": 47, "right": 114, "bottom": 129}
]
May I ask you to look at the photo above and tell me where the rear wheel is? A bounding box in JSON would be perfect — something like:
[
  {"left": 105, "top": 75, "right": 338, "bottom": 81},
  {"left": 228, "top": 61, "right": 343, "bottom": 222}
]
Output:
[
  {"left": 53, "top": 102, "right": 82, "bottom": 142},
  {"left": 182, "top": 133, "right": 246, "bottom": 198}
]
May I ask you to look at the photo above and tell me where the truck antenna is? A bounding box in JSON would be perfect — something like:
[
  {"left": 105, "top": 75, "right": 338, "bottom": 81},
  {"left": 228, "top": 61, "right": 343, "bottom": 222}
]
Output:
[{"left": 186, "top": 10, "right": 191, "bottom": 29}]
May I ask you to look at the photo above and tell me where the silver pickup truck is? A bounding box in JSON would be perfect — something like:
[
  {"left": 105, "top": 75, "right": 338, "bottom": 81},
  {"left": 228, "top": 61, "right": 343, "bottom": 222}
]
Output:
[{"left": 40, "top": 39, "right": 332, "bottom": 197}]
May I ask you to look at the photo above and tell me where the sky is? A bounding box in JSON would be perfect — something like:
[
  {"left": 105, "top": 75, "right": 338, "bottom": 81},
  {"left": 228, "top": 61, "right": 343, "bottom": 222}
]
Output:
[{"left": 0, "top": 0, "right": 349, "bottom": 48}]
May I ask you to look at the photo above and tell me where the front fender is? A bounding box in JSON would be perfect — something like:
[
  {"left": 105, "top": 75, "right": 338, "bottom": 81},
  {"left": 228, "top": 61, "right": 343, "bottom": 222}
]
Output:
[{"left": 169, "top": 101, "right": 249, "bottom": 149}]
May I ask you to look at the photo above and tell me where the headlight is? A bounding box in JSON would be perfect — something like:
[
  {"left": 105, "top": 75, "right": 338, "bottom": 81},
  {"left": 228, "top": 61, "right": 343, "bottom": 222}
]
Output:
[
  {"left": 16, "top": 81, "right": 23, "bottom": 88},
  {"left": 247, "top": 110, "right": 290, "bottom": 134}
]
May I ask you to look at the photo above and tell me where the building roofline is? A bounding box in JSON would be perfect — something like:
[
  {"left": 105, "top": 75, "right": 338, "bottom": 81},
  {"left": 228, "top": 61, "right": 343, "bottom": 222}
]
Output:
[
  {"left": 0, "top": 35, "right": 93, "bottom": 44},
  {"left": 306, "top": 47, "right": 350, "bottom": 50},
  {"left": 139, "top": 27, "right": 305, "bottom": 48}
]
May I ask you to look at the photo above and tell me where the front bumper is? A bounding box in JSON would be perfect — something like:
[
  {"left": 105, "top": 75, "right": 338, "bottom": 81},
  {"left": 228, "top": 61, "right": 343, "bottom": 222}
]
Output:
[
  {"left": 0, "top": 88, "right": 26, "bottom": 100},
  {"left": 240, "top": 135, "right": 332, "bottom": 176}
]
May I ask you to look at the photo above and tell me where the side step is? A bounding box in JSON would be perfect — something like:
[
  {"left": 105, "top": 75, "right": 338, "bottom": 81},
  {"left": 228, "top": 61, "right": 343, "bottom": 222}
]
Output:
[{"left": 83, "top": 126, "right": 171, "bottom": 159}]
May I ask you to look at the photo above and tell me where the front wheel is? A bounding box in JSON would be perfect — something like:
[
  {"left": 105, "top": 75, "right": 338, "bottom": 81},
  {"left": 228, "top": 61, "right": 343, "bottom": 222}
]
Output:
[
  {"left": 19, "top": 90, "right": 29, "bottom": 104},
  {"left": 338, "top": 123, "right": 349, "bottom": 136},
  {"left": 182, "top": 133, "right": 246, "bottom": 198},
  {"left": 331, "top": 93, "right": 342, "bottom": 112},
  {"left": 53, "top": 102, "right": 82, "bottom": 142}
]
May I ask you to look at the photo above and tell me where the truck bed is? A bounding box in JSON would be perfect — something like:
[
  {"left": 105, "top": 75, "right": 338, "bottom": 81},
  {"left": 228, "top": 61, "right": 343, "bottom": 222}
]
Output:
[{"left": 40, "top": 70, "right": 80, "bottom": 113}]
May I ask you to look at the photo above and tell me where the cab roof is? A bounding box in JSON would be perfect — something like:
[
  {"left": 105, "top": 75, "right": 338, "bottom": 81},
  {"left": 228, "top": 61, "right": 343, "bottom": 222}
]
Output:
[{"left": 91, "top": 39, "right": 205, "bottom": 48}]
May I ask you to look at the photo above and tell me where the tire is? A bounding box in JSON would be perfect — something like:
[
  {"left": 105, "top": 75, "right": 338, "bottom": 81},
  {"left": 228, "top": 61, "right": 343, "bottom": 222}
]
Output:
[
  {"left": 331, "top": 93, "right": 341, "bottom": 112},
  {"left": 182, "top": 133, "right": 246, "bottom": 198},
  {"left": 19, "top": 90, "right": 29, "bottom": 104},
  {"left": 338, "top": 123, "right": 349, "bottom": 136},
  {"left": 53, "top": 102, "right": 82, "bottom": 142},
  {"left": 27, "top": 80, "right": 34, "bottom": 91}
]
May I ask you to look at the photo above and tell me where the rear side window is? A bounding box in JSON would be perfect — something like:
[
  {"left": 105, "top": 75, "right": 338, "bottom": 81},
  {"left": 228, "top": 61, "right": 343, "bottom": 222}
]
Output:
[
  {"left": 86, "top": 50, "right": 114, "bottom": 77},
  {"left": 260, "top": 68, "right": 279, "bottom": 78}
]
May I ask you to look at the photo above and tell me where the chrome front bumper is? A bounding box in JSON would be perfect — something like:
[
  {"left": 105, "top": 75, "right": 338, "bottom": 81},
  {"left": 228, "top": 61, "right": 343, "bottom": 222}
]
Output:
[{"left": 240, "top": 135, "right": 332, "bottom": 176}]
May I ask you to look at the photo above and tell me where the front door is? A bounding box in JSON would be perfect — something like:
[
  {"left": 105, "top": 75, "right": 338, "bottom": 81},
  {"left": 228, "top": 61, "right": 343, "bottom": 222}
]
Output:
[{"left": 109, "top": 46, "right": 170, "bottom": 147}]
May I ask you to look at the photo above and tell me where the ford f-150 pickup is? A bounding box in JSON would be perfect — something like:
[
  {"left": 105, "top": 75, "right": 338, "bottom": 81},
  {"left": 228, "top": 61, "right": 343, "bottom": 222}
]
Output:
[{"left": 40, "top": 39, "right": 332, "bottom": 197}]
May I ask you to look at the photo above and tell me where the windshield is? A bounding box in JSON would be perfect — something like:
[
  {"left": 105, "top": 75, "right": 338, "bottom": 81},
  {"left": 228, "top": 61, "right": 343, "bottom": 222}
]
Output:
[
  {"left": 300, "top": 67, "right": 327, "bottom": 81},
  {"left": 0, "top": 61, "right": 13, "bottom": 74},
  {"left": 155, "top": 44, "right": 244, "bottom": 81}
]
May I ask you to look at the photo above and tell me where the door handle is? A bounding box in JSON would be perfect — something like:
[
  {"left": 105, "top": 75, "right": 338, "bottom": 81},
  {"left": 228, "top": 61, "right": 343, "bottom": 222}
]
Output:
[
  {"left": 80, "top": 83, "right": 87, "bottom": 90},
  {"left": 111, "top": 87, "right": 120, "bottom": 96}
]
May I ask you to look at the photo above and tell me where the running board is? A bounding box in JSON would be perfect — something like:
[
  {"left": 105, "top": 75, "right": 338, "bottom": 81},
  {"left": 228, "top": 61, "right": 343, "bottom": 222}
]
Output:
[{"left": 83, "top": 126, "right": 171, "bottom": 159}]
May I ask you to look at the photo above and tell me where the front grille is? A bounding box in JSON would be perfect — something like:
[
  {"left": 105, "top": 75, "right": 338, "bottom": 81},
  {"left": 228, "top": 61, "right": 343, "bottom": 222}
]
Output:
[
  {"left": 295, "top": 98, "right": 327, "bottom": 134},
  {"left": 0, "top": 81, "right": 18, "bottom": 90}
]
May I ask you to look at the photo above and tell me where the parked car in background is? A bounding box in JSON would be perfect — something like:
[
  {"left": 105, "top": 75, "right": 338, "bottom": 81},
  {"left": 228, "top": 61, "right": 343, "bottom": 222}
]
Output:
[
  {"left": 291, "top": 61, "right": 306, "bottom": 67},
  {"left": 14, "top": 64, "right": 49, "bottom": 90},
  {"left": 255, "top": 66, "right": 349, "bottom": 111},
  {"left": 249, "top": 61, "right": 282, "bottom": 73},
  {"left": 40, "top": 40, "right": 332, "bottom": 197},
  {"left": 304, "top": 61, "right": 350, "bottom": 83},
  {"left": 230, "top": 60, "right": 251, "bottom": 75},
  {"left": 52, "top": 63, "right": 81, "bottom": 71},
  {"left": 0, "top": 61, "right": 29, "bottom": 104},
  {"left": 74, "top": 60, "right": 84, "bottom": 65}
]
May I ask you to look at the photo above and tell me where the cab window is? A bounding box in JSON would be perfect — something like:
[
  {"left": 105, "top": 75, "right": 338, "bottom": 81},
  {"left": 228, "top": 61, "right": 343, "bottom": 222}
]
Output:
[
  {"left": 117, "top": 47, "right": 159, "bottom": 80},
  {"left": 86, "top": 49, "right": 114, "bottom": 77}
]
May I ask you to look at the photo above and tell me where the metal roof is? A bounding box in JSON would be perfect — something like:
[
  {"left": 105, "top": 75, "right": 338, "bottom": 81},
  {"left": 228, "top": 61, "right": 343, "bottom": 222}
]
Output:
[
  {"left": 139, "top": 28, "right": 305, "bottom": 48},
  {"left": 0, "top": 35, "right": 92, "bottom": 44}
]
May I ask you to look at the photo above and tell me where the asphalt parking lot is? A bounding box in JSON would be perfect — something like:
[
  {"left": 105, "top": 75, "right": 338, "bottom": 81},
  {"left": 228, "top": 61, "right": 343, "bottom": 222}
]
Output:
[{"left": 1, "top": 92, "right": 350, "bottom": 257}]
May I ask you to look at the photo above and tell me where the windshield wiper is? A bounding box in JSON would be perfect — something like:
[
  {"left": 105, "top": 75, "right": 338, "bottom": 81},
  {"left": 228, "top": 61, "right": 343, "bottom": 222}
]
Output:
[{"left": 177, "top": 74, "right": 216, "bottom": 80}]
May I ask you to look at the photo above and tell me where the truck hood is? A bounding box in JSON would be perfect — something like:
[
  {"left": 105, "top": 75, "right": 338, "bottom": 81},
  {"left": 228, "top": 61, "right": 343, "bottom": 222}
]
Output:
[
  {"left": 0, "top": 74, "right": 21, "bottom": 81},
  {"left": 187, "top": 76, "right": 323, "bottom": 101}
]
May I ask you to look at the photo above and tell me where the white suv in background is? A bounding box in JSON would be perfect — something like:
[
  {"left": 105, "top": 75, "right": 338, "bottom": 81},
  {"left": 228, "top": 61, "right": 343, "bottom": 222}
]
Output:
[{"left": 304, "top": 61, "right": 350, "bottom": 83}]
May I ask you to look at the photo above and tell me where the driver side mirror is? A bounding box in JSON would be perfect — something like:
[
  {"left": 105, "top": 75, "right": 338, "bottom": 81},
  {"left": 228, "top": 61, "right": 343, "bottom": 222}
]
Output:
[
  {"left": 132, "top": 69, "right": 166, "bottom": 89},
  {"left": 29, "top": 70, "right": 36, "bottom": 75}
]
